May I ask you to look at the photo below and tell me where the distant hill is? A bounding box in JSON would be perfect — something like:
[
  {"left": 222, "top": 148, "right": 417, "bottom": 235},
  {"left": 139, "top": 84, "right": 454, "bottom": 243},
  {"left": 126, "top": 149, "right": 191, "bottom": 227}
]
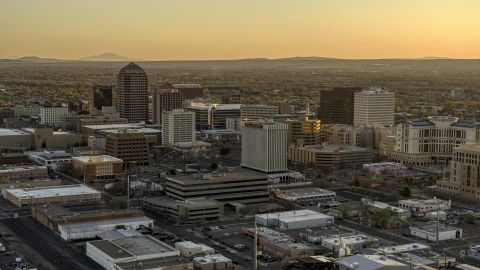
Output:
[
  {"left": 0, "top": 56, "right": 63, "bottom": 62},
  {"left": 78, "top": 53, "right": 142, "bottom": 61},
  {"left": 274, "top": 56, "right": 340, "bottom": 61}
]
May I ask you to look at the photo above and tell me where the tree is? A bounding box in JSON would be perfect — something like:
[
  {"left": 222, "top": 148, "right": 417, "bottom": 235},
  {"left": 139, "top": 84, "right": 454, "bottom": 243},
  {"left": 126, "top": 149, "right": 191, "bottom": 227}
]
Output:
[
  {"left": 219, "top": 147, "right": 230, "bottom": 155},
  {"left": 462, "top": 213, "right": 475, "bottom": 224},
  {"left": 109, "top": 197, "right": 128, "bottom": 210},
  {"left": 338, "top": 202, "right": 353, "bottom": 217},
  {"left": 210, "top": 162, "right": 218, "bottom": 170},
  {"left": 371, "top": 207, "right": 396, "bottom": 228},
  {"left": 169, "top": 169, "right": 176, "bottom": 175},
  {"left": 401, "top": 186, "right": 411, "bottom": 197},
  {"left": 354, "top": 178, "right": 361, "bottom": 187},
  {"left": 313, "top": 178, "right": 329, "bottom": 189}
]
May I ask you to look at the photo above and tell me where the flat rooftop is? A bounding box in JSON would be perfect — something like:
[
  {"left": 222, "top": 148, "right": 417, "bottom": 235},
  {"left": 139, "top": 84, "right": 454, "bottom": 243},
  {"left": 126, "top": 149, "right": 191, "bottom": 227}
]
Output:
[
  {"left": 411, "top": 224, "right": 460, "bottom": 232},
  {"left": 378, "top": 243, "right": 430, "bottom": 254},
  {"left": 116, "top": 256, "right": 191, "bottom": 270},
  {"left": 167, "top": 169, "right": 268, "bottom": 183},
  {"left": 100, "top": 128, "right": 160, "bottom": 134},
  {"left": 33, "top": 204, "right": 73, "bottom": 218},
  {"left": 245, "top": 227, "right": 311, "bottom": 251},
  {"left": 371, "top": 201, "right": 410, "bottom": 213},
  {"left": 257, "top": 210, "right": 333, "bottom": 222},
  {"left": 176, "top": 241, "right": 214, "bottom": 251},
  {"left": 336, "top": 255, "right": 406, "bottom": 270},
  {"left": 89, "top": 240, "right": 135, "bottom": 260},
  {"left": 399, "top": 199, "right": 448, "bottom": 205},
  {"left": 0, "top": 128, "right": 32, "bottom": 136},
  {"left": 72, "top": 155, "right": 123, "bottom": 163},
  {"left": 0, "top": 165, "right": 47, "bottom": 173},
  {"left": 82, "top": 123, "right": 157, "bottom": 130},
  {"left": 113, "top": 236, "right": 176, "bottom": 256},
  {"left": 295, "top": 144, "right": 369, "bottom": 153},
  {"left": 7, "top": 184, "right": 100, "bottom": 199},
  {"left": 60, "top": 216, "right": 153, "bottom": 230},
  {"left": 277, "top": 188, "right": 335, "bottom": 196},
  {"left": 193, "top": 254, "right": 230, "bottom": 264},
  {"left": 323, "top": 234, "right": 378, "bottom": 245},
  {"left": 96, "top": 229, "right": 144, "bottom": 240}
]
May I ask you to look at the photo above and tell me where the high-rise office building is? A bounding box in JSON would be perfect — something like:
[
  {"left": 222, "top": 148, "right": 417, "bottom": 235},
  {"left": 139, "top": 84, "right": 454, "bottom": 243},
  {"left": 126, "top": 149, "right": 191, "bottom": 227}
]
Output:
[
  {"left": 161, "top": 109, "right": 195, "bottom": 145},
  {"left": 317, "top": 87, "right": 361, "bottom": 125},
  {"left": 241, "top": 120, "right": 288, "bottom": 173},
  {"left": 153, "top": 89, "right": 183, "bottom": 125},
  {"left": 278, "top": 116, "right": 321, "bottom": 146},
  {"left": 116, "top": 62, "right": 149, "bottom": 123},
  {"left": 91, "top": 85, "right": 113, "bottom": 110},
  {"left": 354, "top": 87, "right": 395, "bottom": 126}
]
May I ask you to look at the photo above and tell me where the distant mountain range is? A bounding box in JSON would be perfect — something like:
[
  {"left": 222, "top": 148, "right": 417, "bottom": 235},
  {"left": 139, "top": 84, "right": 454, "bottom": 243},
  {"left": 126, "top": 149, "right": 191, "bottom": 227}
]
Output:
[
  {"left": 78, "top": 53, "right": 143, "bottom": 61},
  {"left": 0, "top": 54, "right": 458, "bottom": 62}
]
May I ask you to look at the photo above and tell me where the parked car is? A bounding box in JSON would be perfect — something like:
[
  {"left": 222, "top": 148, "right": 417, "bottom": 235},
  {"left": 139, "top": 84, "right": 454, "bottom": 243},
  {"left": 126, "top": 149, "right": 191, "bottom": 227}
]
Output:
[
  {"left": 320, "top": 226, "right": 328, "bottom": 230},
  {"left": 177, "top": 233, "right": 183, "bottom": 237},
  {"left": 402, "top": 233, "right": 410, "bottom": 237},
  {"left": 244, "top": 256, "right": 253, "bottom": 261},
  {"left": 232, "top": 260, "right": 239, "bottom": 264},
  {"left": 338, "top": 199, "right": 348, "bottom": 202},
  {"left": 184, "top": 237, "right": 191, "bottom": 241},
  {"left": 220, "top": 225, "right": 226, "bottom": 229}
]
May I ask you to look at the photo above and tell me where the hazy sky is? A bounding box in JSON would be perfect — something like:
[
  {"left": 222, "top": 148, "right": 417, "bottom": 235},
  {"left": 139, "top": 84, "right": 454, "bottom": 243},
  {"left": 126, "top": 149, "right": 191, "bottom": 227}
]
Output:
[{"left": 1, "top": 0, "right": 479, "bottom": 60}]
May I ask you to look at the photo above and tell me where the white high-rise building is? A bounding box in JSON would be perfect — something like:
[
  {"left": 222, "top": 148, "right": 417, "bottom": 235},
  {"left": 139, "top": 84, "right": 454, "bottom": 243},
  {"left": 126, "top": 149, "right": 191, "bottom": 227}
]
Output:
[
  {"left": 40, "top": 106, "right": 68, "bottom": 125},
  {"left": 241, "top": 120, "right": 288, "bottom": 173},
  {"left": 162, "top": 109, "right": 195, "bottom": 145},
  {"left": 354, "top": 87, "right": 395, "bottom": 126}
]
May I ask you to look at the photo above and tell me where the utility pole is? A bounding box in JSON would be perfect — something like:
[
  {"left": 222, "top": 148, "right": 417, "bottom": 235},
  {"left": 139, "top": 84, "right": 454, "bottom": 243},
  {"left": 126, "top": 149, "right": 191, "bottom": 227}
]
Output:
[
  {"left": 254, "top": 221, "right": 258, "bottom": 270},
  {"left": 127, "top": 175, "right": 130, "bottom": 212},
  {"left": 436, "top": 198, "right": 440, "bottom": 245}
]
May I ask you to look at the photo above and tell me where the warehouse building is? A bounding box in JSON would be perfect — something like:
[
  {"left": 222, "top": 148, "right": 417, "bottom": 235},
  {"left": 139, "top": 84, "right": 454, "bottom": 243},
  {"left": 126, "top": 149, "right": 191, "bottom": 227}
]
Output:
[
  {"left": 87, "top": 236, "right": 192, "bottom": 270},
  {"left": 4, "top": 184, "right": 101, "bottom": 207},
  {"left": 410, "top": 224, "right": 462, "bottom": 241},
  {"left": 255, "top": 210, "right": 334, "bottom": 230}
]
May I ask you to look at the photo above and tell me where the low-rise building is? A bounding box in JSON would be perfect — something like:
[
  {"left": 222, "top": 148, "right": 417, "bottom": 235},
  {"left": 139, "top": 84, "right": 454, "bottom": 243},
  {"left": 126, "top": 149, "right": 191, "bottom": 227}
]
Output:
[
  {"left": 322, "top": 234, "right": 380, "bottom": 252},
  {"left": 410, "top": 224, "right": 462, "bottom": 241},
  {"left": 335, "top": 254, "right": 408, "bottom": 270},
  {"left": 424, "top": 211, "right": 447, "bottom": 221},
  {"left": 72, "top": 147, "right": 104, "bottom": 156},
  {"left": 72, "top": 155, "right": 124, "bottom": 182},
  {"left": 274, "top": 188, "right": 335, "bottom": 202},
  {"left": 255, "top": 210, "right": 334, "bottom": 230},
  {"left": 142, "top": 197, "right": 224, "bottom": 224},
  {"left": 0, "top": 150, "right": 29, "bottom": 164},
  {"left": 26, "top": 150, "right": 72, "bottom": 167},
  {"left": 4, "top": 184, "right": 101, "bottom": 207},
  {"left": 367, "top": 201, "right": 411, "bottom": 219},
  {"left": 242, "top": 226, "right": 316, "bottom": 260},
  {"left": 87, "top": 236, "right": 192, "bottom": 270},
  {"left": 192, "top": 254, "right": 231, "bottom": 270},
  {"left": 175, "top": 241, "right": 214, "bottom": 258},
  {"left": 398, "top": 198, "right": 451, "bottom": 215},
  {"left": 0, "top": 165, "right": 48, "bottom": 181},
  {"left": 288, "top": 144, "right": 372, "bottom": 168}
]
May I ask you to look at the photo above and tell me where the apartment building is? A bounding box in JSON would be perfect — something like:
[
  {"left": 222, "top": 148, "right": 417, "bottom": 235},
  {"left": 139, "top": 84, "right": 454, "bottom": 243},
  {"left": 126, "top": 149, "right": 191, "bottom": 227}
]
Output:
[
  {"left": 40, "top": 105, "right": 68, "bottom": 125},
  {"left": 116, "top": 62, "right": 149, "bottom": 123},
  {"left": 354, "top": 87, "right": 395, "bottom": 126},
  {"left": 391, "top": 116, "right": 480, "bottom": 165},
  {"left": 161, "top": 109, "right": 195, "bottom": 145},
  {"left": 104, "top": 130, "right": 150, "bottom": 167}
]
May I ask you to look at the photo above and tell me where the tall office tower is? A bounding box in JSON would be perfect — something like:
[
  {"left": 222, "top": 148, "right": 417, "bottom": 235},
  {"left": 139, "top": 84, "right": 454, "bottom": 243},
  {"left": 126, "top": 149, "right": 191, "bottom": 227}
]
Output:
[
  {"left": 153, "top": 89, "right": 183, "bottom": 125},
  {"left": 317, "top": 87, "right": 361, "bottom": 125},
  {"left": 91, "top": 85, "right": 113, "bottom": 110},
  {"left": 354, "top": 87, "right": 395, "bottom": 126},
  {"left": 172, "top": 84, "right": 203, "bottom": 100},
  {"left": 222, "top": 90, "right": 241, "bottom": 104},
  {"left": 161, "top": 109, "right": 195, "bottom": 145},
  {"left": 241, "top": 120, "right": 288, "bottom": 173},
  {"left": 116, "top": 62, "right": 149, "bottom": 123}
]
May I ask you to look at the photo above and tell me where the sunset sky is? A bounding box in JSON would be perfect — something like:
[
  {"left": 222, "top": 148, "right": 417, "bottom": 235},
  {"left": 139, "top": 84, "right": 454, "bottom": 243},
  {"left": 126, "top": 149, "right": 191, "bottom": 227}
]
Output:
[{"left": 1, "top": 0, "right": 479, "bottom": 60}]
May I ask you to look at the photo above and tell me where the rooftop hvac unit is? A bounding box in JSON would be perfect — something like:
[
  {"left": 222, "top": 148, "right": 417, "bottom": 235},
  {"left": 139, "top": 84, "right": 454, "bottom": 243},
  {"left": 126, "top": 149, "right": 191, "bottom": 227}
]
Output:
[
  {"left": 352, "top": 262, "right": 360, "bottom": 267},
  {"left": 160, "top": 249, "right": 165, "bottom": 253},
  {"left": 118, "top": 250, "right": 123, "bottom": 254},
  {"left": 138, "top": 263, "right": 143, "bottom": 267}
]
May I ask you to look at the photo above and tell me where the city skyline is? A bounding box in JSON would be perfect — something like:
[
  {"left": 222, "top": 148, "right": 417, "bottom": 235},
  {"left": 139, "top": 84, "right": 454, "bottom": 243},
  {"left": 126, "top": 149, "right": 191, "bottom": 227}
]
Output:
[{"left": 1, "top": 1, "right": 480, "bottom": 60}]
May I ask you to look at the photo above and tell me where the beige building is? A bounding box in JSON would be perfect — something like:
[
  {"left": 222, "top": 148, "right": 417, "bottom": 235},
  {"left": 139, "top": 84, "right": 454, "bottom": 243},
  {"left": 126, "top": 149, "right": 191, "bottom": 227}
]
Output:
[
  {"left": 278, "top": 115, "right": 321, "bottom": 146},
  {"left": 392, "top": 116, "right": 480, "bottom": 165},
  {"left": 104, "top": 131, "right": 150, "bottom": 167},
  {"left": 354, "top": 87, "right": 395, "bottom": 126},
  {"left": 175, "top": 241, "right": 214, "bottom": 258},
  {"left": 72, "top": 155, "right": 124, "bottom": 182},
  {"left": 40, "top": 105, "right": 69, "bottom": 125},
  {"left": 321, "top": 124, "right": 394, "bottom": 150},
  {"left": 162, "top": 109, "right": 195, "bottom": 145},
  {"left": 13, "top": 105, "right": 42, "bottom": 117},
  {"left": 288, "top": 144, "right": 372, "bottom": 168},
  {"left": 0, "top": 165, "right": 48, "bottom": 182},
  {"left": 240, "top": 104, "right": 278, "bottom": 120},
  {"left": 225, "top": 118, "right": 241, "bottom": 130},
  {"left": 0, "top": 128, "right": 34, "bottom": 150},
  {"left": 436, "top": 144, "right": 480, "bottom": 202},
  {"left": 23, "top": 127, "right": 82, "bottom": 149}
]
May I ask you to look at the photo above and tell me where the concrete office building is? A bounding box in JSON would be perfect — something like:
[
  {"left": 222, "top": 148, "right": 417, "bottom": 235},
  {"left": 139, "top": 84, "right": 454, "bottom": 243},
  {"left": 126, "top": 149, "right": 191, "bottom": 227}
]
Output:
[
  {"left": 173, "top": 84, "right": 203, "bottom": 100},
  {"left": 278, "top": 115, "right": 321, "bottom": 146},
  {"left": 26, "top": 150, "right": 72, "bottom": 167},
  {"left": 240, "top": 104, "right": 278, "bottom": 120},
  {"left": 391, "top": 116, "right": 480, "bottom": 165},
  {"left": 153, "top": 88, "right": 183, "bottom": 125},
  {"left": 166, "top": 170, "right": 269, "bottom": 204},
  {"left": 0, "top": 108, "right": 14, "bottom": 120},
  {"left": 436, "top": 144, "right": 480, "bottom": 202},
  {"left": 162, "top": 109, "right": 195, "bottom": 145},
  {"left": 241, "top": 120, "right": 288, "bottom": 173},
  {"left": 40, "top": 105, "right": 68, "bottom": 125},
  {"left": 211, "top": 104, "right": 241, "bottom": 129},
  {"left": 72, "top": 155, "right": 124, "bottom": 182},
  {"left": 274, "top": 188, "right": 336, "bottom": 202},
  {"left": 321, "top": 124, "right": 395, "bottom": 150},
  {"left": 104, "top": 130, "right": 150, "bottom": 167},
  {"left": 317, "top": 87, "right": 361, "bottom": 125},
  {"left": 354, "top": 87, "right": 395, "bottom": 126},
  {"left": 255, "top": 210, "right": 334, "bottom": 230},
  {"left": 142, "top": 197, "right": 224, "bottom": 224},
  {"left": 267, "top": 101, "right": 294, "bottom": 115},
  {"left": 397, "top": 199, "right": 450, "bottom": 215},
  {"left": 116, "top": 62, "right": 149, "bottom": 123},
  {"left": 91, "top": 85, "right": 113, "bottom": 110},
  {"left": 5, "top": 184, "right": 101, "bottom": 207},
  {"left": 288, "top": 144, "right": 372, "bottom": 168},
  {"left": 100, "top": 128, "right": 161, "bottom": 145},
  {"left": 81, "top": 122, "right": 160, "bottom": 135},
  {"left": 0, "top": 165, "right": 48, "bottom": 181},
  {"left": 176, "top": 242, "right": 215, "bottom": 258}
]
